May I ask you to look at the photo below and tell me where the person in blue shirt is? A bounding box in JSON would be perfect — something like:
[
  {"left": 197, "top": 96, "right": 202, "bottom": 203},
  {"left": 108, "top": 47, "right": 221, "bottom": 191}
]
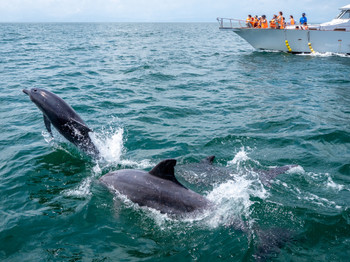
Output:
[{"left": 300, "top": 13, "right": 307, "bottom": 24}]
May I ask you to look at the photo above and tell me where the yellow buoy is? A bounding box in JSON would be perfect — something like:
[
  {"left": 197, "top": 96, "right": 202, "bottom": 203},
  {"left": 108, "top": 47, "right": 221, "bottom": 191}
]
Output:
[
  {"left": 308, "top": 42, "right": 315, "bottom": 53},
  {"left": 285, "top": 40, "right": 292, "bottom": 52}
]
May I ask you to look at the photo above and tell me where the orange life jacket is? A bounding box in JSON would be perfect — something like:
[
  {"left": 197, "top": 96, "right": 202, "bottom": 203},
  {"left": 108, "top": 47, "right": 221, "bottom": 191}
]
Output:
[
  {"left": 253, "top": 18, "right": 259, "bottom": 27},
  {"left": 290, "top": 18, "right": 295, "bottom": 25},
  {"left": 270, "top": 19, "right": 276, "bottom": 28},
  {"left": 278, "top": 15, "right": 284, "bottom": 29},
  {"left": 261, "top": 19, "right": 268, "bottom": 28},
  {"left": 250, "top": 18, "right": 254, "bottom": 26},
  {"left": 246, "top": 17, "right": 254, "bottom": 26}
]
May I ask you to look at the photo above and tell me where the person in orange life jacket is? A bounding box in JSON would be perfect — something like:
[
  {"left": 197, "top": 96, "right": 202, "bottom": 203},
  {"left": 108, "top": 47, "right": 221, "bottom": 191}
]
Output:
[
  {"left": 289, "top": 15, "right": 295, "bottom": 25},
  {"left": 257, "top": 16, "right": 263, "bottom": 28},
  {"left": 253, "top": 15, "right": 259, "bottom": 27},
  {"left": 270, "top": 14, "right": 277, "bottom": 29},
  {"left": 277, "top": 11, "right": 285, "bottom": 29},
  {"left": 260, "top": 15, "right": 268, "bottom": 28},
  {"left": 246, "top": 15, "right": 254, "bottom": 28}
]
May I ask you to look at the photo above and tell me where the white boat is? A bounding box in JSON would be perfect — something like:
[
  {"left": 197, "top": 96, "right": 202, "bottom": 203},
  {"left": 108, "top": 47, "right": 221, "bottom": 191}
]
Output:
[{"left": 217, "top": 5, "right": 350, "bottom": 54}]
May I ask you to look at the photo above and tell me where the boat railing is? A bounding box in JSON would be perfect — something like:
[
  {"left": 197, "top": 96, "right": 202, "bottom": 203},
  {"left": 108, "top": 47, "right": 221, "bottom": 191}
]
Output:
[
  {"left": 217, "top": 17, "right": 246, "bottom": 29},
  {"left": 217, "top": 17, "right": 350, "bottom": 32}
]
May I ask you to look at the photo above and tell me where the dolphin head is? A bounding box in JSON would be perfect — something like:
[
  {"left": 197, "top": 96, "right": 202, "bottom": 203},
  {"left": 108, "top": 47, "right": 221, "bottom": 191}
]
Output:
[{"left": 23, "top": 88, "right": 60, "bottom": 115}]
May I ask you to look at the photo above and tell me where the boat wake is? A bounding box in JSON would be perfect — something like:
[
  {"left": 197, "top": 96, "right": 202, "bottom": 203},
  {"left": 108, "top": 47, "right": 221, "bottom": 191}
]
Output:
[{"left": 297, "top": 51, "right": 350, "bottom": 58}]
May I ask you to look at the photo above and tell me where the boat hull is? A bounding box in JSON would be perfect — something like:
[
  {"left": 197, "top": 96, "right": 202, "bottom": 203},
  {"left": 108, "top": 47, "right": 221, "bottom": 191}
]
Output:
[{"left": 232, "top": 28, "right": 350, "bottom": 54}]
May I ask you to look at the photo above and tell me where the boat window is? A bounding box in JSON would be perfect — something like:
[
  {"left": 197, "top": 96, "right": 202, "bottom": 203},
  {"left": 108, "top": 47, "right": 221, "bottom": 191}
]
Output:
[
  {"left": 336, "top": 10, "right": 345, "bottom": 19},
  {"left": 344, "top": 10, "right": 350, "bottom": 19},
  {"left": 336, "top": 10, "right": 350, "bottom": 19}
]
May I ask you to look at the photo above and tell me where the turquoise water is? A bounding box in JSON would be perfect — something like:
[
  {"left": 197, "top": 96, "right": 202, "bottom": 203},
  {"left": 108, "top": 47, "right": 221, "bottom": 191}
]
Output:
[{"left": 1, "top": 23, "right": 350, "bottom": 261}]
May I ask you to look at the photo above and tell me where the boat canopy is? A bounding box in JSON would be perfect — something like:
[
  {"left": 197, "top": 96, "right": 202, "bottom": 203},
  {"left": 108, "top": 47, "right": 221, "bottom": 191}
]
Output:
[{"left": 339, "top": 4, "right": 350, "bottom": 10}]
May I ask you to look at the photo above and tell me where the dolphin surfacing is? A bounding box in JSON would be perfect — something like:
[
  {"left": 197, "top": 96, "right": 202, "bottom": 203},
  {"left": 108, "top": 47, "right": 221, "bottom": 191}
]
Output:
[
  {"left": 23, "top": 88, "right": 99, "bottom": 157},
  {"left": 99, "top": 159, "right": 211, "bottom": 216}
]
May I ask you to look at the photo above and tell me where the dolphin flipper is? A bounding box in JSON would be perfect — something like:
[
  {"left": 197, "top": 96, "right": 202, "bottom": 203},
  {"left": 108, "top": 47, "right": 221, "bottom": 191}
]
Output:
[
  {"left": 43, "top": 114, "right": 53, "bottom": 136},
  {"left": 149, "top": 159, "right": 187, "bottom": 189}
]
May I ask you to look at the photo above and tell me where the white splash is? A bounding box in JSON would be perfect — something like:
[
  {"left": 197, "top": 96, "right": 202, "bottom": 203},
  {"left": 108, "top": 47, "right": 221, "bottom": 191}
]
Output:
[
  {"left": 297, "top": 52, "right": 350, "bottom": 58},
  {"left": 63, "top": 177, "right": 92, "bottom": 198},
  {"left": 326, "top": 175, "right": 345, "bottom": 191},
  {"left": 90, "top": 127, "right": 125, "bottom": 164},
  {"left": 285, "top": 165, "right": 305, "bottom": 174},
  {"left": 303, "top": 192, "right": 342, "bottom": 209},
  {"left": 188, "top": 173, "right": 268, "bottom": 229},
  {"left": 227, "top": 147, "right": 252, "bottom": 169}
]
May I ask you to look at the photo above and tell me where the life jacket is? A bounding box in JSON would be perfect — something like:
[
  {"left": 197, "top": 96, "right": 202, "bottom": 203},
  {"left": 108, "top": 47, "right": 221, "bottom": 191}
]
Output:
[
  {"left": 246, "top": 17, "right": 254, "bottom": 27},
  {"left": 250, "top": 18, "right": 254, "bottom": 26},
  {"left": 253, "top": 17, "right": 259, "bottom": 27},
  {"left": 261, "top": 19, "right": 268, "bottom": 28},
  {"left": 270, "top": 19, "right": 276, "bottom": 28},
  {"left": 278, "top": 15, "right": 284, "bottom": 29},
  {"left": 257, "top": 20, "right": 262, "bottom": 28},
  {"left": 290, "top": 18, "right": 295, "bottom": 25}
]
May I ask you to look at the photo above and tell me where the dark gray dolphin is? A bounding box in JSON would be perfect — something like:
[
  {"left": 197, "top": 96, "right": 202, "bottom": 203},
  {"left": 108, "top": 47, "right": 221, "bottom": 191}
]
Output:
[
  {"left": 23, "top": 88, "right": 99, "bottom": 157},
  {"left": 99, "top": 159, "right": 211, "bottom": 216},
  {"left": 178, "top": 155, "right": 298, "bottom": 188}
]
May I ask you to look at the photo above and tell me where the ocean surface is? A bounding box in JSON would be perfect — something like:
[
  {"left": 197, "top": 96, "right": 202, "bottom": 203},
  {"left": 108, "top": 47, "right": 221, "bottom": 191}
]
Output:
[{"left": 0, "top": 23, "right": 349, "bottom": 261}]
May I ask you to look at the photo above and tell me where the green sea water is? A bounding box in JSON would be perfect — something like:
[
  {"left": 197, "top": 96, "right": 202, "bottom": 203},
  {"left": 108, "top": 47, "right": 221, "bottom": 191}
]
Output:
[{"left": 0, "top": 23, "right": 349, "bottom": 261}]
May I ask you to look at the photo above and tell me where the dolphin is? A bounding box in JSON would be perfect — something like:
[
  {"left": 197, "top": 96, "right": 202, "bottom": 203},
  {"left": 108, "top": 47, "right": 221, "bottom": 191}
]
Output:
[
  {"left": 99, "top": 159, "right": 211, "bottom": 216},
  {"left": 178, "top": 155, "right": 298, "bottom": 189},
  {"left": 100, "top": 157, "right": 295, "bottom": 258},
  {"left": 23, "top": 88, "right": 99, "bottom": 157}
]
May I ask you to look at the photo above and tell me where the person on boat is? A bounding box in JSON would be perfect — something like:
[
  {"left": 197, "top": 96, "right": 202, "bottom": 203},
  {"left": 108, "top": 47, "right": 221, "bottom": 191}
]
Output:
[
  {"left": 260, "top": 15, "right": 268, "bottom": 29},
  {"left": 302, "top": 22, "right": 309, "bottom": 30},
  {"left": 269, "top": 15, "right": 278, "bottom": 29},
  {"left": 277, "top": 11, "right": 285, "bottom": 29},
  {"left": 253, "top": 15, "right": 259, "bottom": 28},
  {"left": 246, "top": 15, "right": 254, "bottom": 28},
  {"left": 299, "top": 13, "right": 307, "bottom": 25},
  {"left": 256, "top": 16, "right": 263, "bottom": 28},
  {"left": 295, "top": 26, "right": 300, "bottom": 30},
  {"left": 289, "top": 15, "right": 295, "bottom": 25}
]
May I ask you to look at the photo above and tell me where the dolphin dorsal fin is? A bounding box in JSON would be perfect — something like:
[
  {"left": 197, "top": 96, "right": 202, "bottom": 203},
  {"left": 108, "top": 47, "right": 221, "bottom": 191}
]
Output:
[
  {"left": 149, "top": 159, "right": 187, "bottom": 188},
  {"left": 70, "top": 119, "right": 92, "bottom": 134},
  {"left": 201, "top": 155, "right": 215, "bottom": 164}
]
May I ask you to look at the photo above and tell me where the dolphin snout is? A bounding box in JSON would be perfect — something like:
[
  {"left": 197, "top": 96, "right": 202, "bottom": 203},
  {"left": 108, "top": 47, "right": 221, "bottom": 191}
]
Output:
[{"left": 22, "top": 89, "right": 29, "bottom": 95}]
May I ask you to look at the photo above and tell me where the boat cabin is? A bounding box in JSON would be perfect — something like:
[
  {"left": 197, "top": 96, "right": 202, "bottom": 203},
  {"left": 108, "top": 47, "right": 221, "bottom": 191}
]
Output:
[{"left": 317, "top": 4, "right": 350, "bottom": 31}]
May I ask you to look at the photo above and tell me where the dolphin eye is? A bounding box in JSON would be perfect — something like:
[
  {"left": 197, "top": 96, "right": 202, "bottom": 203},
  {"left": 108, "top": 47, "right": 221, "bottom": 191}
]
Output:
[{"left": 33, "top": 89, "right": 38, "bottom": 92}]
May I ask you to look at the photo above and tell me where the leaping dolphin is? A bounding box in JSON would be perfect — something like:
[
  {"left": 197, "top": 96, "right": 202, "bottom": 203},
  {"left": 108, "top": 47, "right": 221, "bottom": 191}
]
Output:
[
  {"left": 23, "top": 88, "right": 99, "bottom": 157},
  {"left": 99, "top": 159, "right": 211, "bottom": 216}
]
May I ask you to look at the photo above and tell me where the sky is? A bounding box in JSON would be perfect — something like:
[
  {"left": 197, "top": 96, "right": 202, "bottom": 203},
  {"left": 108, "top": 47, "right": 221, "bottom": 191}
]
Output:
[{"left": 0, "top": 0, "right": 349, "bottom": 23}]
